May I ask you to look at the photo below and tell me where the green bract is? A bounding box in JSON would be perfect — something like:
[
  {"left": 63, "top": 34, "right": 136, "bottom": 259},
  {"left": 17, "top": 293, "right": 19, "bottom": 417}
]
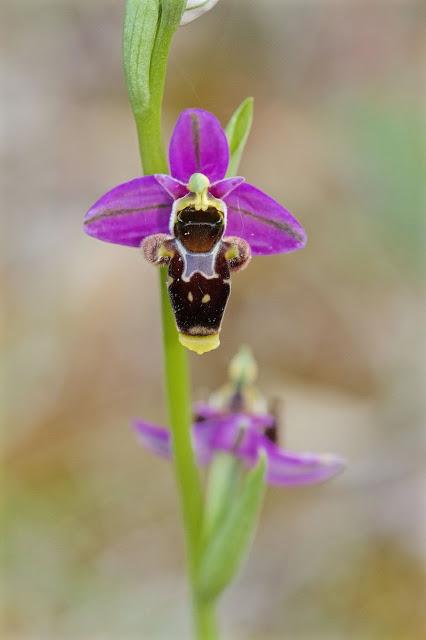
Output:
[
  {"left": 197, "top": 453, "right": 267, "bottom": 601},
  {"left": 202, "top": 453, "right": 241, "bottom": 543},
  {"left": 123, "top": 0, "right": 187, "bottom": 173},
  {"left": 123, "top": 0, "right": 159, "bottom": 114},
  {"left": 226, "top": 97, "right": 254, "bottom": 177}
]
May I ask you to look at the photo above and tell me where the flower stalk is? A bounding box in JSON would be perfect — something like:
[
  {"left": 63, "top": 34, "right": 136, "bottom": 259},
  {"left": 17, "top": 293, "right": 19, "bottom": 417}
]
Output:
[{"left": 123, "top": 0, "right": 210, "bottom": 636}]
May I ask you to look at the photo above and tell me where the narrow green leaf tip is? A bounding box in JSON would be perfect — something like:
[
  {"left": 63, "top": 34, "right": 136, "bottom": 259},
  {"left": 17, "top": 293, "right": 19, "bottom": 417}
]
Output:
[
  {"left": 123, "top": 1, "right": 186, "bottom": 118},
  {"left": 197, "top": 452, "right": 267, "bottom": 602},
  {"left": 225, "top": 96, "right": 254, "bottom": 177},
  {"left": 123, "top": 0, "right": 160, "bottom": 115},
  {"left": 123, "top": 0, "right": 186, "bottom": 173}
]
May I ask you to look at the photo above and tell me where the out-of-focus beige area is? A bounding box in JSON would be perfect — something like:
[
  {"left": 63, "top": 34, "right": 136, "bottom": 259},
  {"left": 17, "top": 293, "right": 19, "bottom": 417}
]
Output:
[{"left": 2, "top": 1, "right": 425, "bottom": 638}]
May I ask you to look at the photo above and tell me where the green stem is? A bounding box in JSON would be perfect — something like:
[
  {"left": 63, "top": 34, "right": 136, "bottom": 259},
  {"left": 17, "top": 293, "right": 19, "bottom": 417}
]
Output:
[
  {"left": 133, "top": 6, "right": 202, "bottom": 566},
  {"left": 126, "top": 1, "right": 218, "bottom": 636},
  {"left": 194, "top": 600, "right": 218, "bottom": 640},
  {"left": 158, "top": 266, "right": 202, "bottom": 579}
]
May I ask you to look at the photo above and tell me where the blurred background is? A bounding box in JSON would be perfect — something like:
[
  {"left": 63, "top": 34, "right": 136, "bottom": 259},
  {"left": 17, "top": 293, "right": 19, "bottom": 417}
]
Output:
[{"left": 2, "top": 0, "right": 425, "bottom": 638}]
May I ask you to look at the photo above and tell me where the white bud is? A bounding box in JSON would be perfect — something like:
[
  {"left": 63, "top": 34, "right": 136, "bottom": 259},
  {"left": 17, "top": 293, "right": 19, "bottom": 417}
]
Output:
[{"left": 180, "top": 0, "right": 220, "bottom": 25}]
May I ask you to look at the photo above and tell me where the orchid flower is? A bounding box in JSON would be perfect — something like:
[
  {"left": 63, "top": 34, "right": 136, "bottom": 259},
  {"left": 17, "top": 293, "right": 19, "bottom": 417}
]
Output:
[
  {"left": 84, "top": 109, "right": 306, "bottom": 354},
  {"left": 134, "top": 348, "right": 345, "bottom": 486},
  {"left": 135, "top": 412, "right": 344, "bottom": 486}
]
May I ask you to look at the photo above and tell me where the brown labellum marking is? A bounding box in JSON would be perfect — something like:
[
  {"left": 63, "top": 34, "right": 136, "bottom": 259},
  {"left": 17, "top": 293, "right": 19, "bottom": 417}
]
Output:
[
  {"left": 229, "top": 389, "right": 244, "bottom": 412},
  {"left": 166, "top": 240, "right": 231, "bottom": 338},
  {"left": 264, "top": 421, "right": 278, "bottom": 444},
  {"left": 265, "top": 397, "right": 282, "bottom": 445},
  {"left": 174, "top": 206, "right": 224, "bottom": 253},
  {"left": 85, "top": 203, "right": 171, "bottom": 225},
  {"left": 228, "top": 205, "right": 304, "bottom": 241}
]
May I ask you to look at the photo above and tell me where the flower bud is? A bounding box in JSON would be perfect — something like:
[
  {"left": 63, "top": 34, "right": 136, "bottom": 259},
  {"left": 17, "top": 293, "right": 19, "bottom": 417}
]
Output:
[
  {"left": 180, "top": 0, "right": 220, "bottom": 25},
  {"left": 229, "top": 346, "right": 258, "bottom": 387}
]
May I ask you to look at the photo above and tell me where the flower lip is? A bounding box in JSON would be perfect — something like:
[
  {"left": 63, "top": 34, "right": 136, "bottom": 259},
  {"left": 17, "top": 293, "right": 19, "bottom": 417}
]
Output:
[
  {"left": 176, "top": 207, "right": 222, "bottom": 225},
  {"left": 179, "top": 333, "right": 220, "bottom": 354},
  {"left": 174, "top": 206, "right": 224, "bottom": 253},
  {"left": 169, "top": 190, "right": 227, "bottom": 237}
]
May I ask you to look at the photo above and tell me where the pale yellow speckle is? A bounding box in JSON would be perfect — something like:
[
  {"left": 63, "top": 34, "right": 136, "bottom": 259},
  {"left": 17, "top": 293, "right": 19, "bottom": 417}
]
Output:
[
  {"left": 167, "top": 275, "right": 174, "bottom": 286},
  {"left": 187, "top": 291, "right": 194, "bottom": 302},
  {"left": 201, "top": 294, "right": 211, "bottom": 304}
]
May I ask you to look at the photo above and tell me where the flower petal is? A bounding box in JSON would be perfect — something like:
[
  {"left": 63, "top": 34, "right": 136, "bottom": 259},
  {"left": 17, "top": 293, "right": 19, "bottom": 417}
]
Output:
[
  {"left": 154, "top": 174, "right": 188, "bottom": 199},
  {"left": 223, "top": 182, "right": 307, "bottom": 255},
  {"left": 194, "top": 402, "right": 222, "bottom": 421},
  {"left": 263, "top": 442, "right": 346, "bottom": 486},
  {"left": 84, "top": 176, "right": 173, "bottom": 247},
  {"left": 133, "top": 420, "right": 172, "bottom": 458},
  {"left": 168, "top": 109, "right": 229, "bottom": 183},
  {"left": 194, "top": 415, "right": 265, "bottom": 466},
  {"left": 210, "top": 176, "right": 245, "bottom": 200},
  {"left": 194, "top": 403, "right": 274, "bottom": 431}
]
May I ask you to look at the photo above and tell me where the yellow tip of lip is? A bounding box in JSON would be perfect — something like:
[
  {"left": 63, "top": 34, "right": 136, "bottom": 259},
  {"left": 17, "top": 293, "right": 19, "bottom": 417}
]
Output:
[{"left": 178, "top": 333, "right": 220, "bottom": 355}]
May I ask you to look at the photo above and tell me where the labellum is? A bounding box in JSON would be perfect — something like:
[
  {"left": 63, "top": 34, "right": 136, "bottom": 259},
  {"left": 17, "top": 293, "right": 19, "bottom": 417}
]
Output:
[{"left": 142, "top": 173, "right": 250, "bottom": 354}]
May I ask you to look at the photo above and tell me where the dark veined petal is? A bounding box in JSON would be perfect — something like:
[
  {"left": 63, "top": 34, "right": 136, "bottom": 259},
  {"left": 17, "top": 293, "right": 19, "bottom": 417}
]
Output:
[
  {"left": 210, "top": 176, "right": 245, "bottom": 199},
  {"left": 84, "top": 176, "right": 173, "bottom": 247},
  {"left": 223, "top": 182, "right": 307, "bottom": 255},
  {"left": 134, "top": 420, "right": 172, "bottom": 458},
  {"left": 168, "top": 109, "right": 229, "bottom": 183},
  {"left": 262, "top": 441, "right": 346, "bottom": 486}
]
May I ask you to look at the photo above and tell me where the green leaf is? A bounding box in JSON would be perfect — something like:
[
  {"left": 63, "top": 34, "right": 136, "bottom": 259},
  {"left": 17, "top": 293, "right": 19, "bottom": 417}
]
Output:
[
  {"left": 123, "top": 0, "right": 186, "bottom": 172},
  {"left": 197, "top": 453, "right": 266, "bottom": 601},
  {"left": 123, "top": 0, "right": 160, "bottom": 115},
  {"left": 225, "top": 97, "right": 254, "bottom": 177},
  {"left": 123, "top": 1, "right": 186, "bottom": 117}
]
